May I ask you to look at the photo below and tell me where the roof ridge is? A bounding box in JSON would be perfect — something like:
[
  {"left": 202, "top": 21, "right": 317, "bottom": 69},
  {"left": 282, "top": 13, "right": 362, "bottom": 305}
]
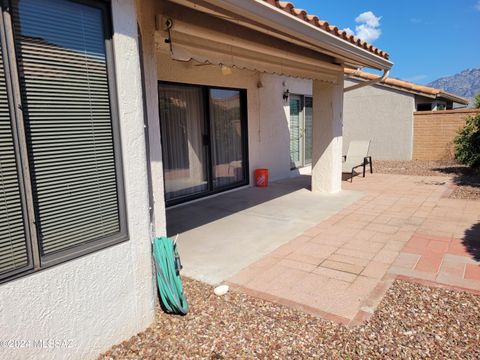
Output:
[{"left": 261, "top": 0, "right": 389, "bottom": 60}]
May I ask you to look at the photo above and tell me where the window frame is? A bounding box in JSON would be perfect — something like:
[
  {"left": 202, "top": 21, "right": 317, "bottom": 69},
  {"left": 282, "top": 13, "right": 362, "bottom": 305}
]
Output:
[
  {"left": 158, "top": 81, "right": 249, "bottom": 207},
  {"left": 0, "top": 0, "right": 128, "bottom": 284}
]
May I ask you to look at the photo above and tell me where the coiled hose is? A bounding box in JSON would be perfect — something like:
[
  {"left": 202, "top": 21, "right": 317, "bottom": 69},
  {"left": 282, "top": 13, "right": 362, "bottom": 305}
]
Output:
[{"left": 152, "top": 236, "right": 189, "bottom": 315}]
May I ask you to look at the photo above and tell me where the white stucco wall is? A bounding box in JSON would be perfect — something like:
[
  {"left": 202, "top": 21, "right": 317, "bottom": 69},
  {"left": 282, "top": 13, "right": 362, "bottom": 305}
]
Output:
[
  {"left": 0, "top": 1, "right": 155, "bottom": 359},
  {"left": 343, "top": 79, "right": 415, "bottom": 160},
  {"left": 257, "top": 74, "right": 312, "bottom": 180},
  {"left": 153, "top": 49, "right": 314, "bottom": 186},
  {"left": 312, "top": 75, "right": 344, "bottom": 193},
  {"left": 136, "top": 0, "right": 166, "bottom": 236}
]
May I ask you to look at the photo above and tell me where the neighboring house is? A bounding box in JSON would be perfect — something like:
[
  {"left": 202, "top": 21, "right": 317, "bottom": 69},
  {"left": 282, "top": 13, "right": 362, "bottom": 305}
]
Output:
[
  {"left": 0, "top": 0, "right": 391, "bottom": 359},
  {"left": 343, "top": 69, "right": 469, "bottom": 160}
]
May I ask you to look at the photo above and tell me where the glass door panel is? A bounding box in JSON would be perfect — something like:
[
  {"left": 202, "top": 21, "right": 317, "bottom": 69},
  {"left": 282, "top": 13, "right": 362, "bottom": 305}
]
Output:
[
  {"left": 289, "top": 95, "right": 302, "bottom": 169},
  {"left": 304, "top": 97, "right": 313, "bottom": 165},
  {"left": 159, "top": 84, "right": 208, "bottom": 201},
  {"left": 209, "top": 89, "right": 245, "bottom": 189},
  {"left": 290, "top": 95, "right": 313, "bottom": 168}
]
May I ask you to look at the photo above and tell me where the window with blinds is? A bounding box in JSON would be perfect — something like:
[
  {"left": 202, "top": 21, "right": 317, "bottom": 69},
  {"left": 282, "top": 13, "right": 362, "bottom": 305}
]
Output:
[
  {"left": 0, "top": 0, "right": 126, "bottom": 282},
  {"left": 0, "top": 34, "right": 30, "bottom": 277}
]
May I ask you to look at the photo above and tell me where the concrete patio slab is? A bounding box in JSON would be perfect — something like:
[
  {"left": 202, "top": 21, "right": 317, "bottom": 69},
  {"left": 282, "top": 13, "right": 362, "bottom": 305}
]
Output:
[{"left": 168, "top": 176, "right": 363, "bottom": 284}]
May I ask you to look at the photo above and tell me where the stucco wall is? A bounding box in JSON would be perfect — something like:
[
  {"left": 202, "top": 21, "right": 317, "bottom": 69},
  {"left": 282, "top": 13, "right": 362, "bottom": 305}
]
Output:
[
  {"left": 0, "top": 1, "right": 155, "bottom": 359},
  {"left": 258, "top": 74, "right": 312, "bottom": 179},
  {"left": 154, "top": 49, "right": 314, "bottom": 184},
  {"left": 136, "top": 0, "right": 166, "bottom": 236},
  {"left": 343, "top": 79, "right": 415, "bottom": 160}
]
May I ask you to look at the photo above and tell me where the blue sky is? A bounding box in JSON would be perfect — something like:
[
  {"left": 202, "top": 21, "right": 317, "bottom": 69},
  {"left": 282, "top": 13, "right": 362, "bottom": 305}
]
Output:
[{"left": 289, "top": 0, "right": 480, "bottom": 84}]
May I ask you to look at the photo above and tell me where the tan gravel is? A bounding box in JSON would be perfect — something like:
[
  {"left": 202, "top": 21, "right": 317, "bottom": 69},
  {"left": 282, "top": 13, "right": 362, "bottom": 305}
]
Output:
[
  {"left": 374, "top": 160, "right": 480, "bottom": 200},
  {"left": 100, "top": 278, "right": 480, "bottom": 359}
]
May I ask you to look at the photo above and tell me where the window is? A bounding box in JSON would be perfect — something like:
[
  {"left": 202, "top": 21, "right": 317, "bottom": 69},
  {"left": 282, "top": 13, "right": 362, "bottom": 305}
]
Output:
[
  {"left": 159, "top": 83, "right": 248, "bottom": 206},
  {"left": 416, "top": 103, "right": 432, "bottom": 111},
  {"left": 0, "top": 0, "right": 126, "bottom": 282}
]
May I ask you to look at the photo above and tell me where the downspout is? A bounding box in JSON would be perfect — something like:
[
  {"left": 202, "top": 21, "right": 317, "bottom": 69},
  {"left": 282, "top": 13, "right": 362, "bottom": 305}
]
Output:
[{"left": 344, "top": 69, "right": 390, "bottom": 92}]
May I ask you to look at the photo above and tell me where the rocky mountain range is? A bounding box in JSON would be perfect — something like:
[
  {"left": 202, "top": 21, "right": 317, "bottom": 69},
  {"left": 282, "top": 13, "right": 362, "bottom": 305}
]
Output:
[{"left": 427, "top": 68, "right": 480, "bottom": 107}]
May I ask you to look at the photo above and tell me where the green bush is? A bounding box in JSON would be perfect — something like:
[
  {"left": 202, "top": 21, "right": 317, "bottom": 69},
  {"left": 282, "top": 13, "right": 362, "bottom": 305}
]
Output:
[
  {"left": 454, "top": 113, "right": 480, "bottom": 168},
  {"left": 474, "top": 94, "right": 480, "bottom": 109}
]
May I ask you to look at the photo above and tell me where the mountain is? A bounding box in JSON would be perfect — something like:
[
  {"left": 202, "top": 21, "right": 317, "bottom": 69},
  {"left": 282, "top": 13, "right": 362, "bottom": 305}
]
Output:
[{"left": 427, "top": 68, "right": 480, "bottom": 107}]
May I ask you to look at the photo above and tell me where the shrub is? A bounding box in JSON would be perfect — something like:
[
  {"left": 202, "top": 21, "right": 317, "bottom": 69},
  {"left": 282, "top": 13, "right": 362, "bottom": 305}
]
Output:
[
  {"left": 474, "top": 93, "right": 480, "bottom": 109},
  {"left": 454, "top": 113, "right": 480, "bottom": 168}
]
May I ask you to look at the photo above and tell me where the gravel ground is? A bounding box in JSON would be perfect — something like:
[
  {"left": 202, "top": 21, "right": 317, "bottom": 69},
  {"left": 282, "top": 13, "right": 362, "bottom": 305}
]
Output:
[
  {"left": 100, "top": 278, "right": 480, "bottom": 359},
  {"left": 374, "top": 160, "right": 480, "bottom": 200}
]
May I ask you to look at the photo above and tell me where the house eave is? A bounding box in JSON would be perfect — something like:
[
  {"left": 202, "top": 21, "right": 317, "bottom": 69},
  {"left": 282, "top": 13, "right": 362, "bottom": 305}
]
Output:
[
  {"left": 166, "top": 0, "right": 393, "bottom": 71},
  {"left": 437, "top": 93, "right": 469, "bottom": 105}
]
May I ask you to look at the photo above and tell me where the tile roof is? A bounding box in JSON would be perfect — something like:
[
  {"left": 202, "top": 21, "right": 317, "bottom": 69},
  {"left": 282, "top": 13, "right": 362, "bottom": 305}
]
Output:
[
  {"left": 345, "top": 69, "right": 469, "bottom": 104},
  {"left": 261, "top": 0, "right": 389, "bottom": 60}
]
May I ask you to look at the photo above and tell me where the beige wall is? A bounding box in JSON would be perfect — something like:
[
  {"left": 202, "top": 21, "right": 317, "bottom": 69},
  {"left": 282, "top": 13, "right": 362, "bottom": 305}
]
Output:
[
  {"left": 343, "top": 79, "right": 415, "bottom": 160},
  {"left": 413, "top": 109, "right": 480, "bottom": 160}
]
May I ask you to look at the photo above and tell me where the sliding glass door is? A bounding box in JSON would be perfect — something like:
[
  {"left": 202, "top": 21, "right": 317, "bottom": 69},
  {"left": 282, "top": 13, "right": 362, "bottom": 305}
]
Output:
[
  {"left": 209, "top": 89, "right": 245, "bottom": 189},
  {"left": 159, "top": 84, "right": 208, "bottom": 202},
  {"left": 159, "top": 83, "right": 248, "bottom": 205},
  {"left": 289, "top": 94, "right": 313, "bottom": 169}
]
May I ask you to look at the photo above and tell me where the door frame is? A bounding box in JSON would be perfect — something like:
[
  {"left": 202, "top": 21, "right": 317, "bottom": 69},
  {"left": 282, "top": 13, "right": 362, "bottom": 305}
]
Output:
[
  {"left": 158, "top": 81, "right": 249, "bottom": 207},
  {"left": 289, "top": 94, "right": 312, "bottom": 169}
]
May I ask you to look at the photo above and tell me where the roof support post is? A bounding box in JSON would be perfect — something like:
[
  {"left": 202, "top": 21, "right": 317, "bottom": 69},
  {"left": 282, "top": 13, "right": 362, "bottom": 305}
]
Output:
[{"left": 311, "top": 73, "right": 343, "bottom": 193}]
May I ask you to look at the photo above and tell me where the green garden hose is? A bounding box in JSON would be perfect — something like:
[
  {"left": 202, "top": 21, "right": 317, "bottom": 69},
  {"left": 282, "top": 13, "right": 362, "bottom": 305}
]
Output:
[{"left": 152, "top": 236, "right": 189, "bottom": 315}]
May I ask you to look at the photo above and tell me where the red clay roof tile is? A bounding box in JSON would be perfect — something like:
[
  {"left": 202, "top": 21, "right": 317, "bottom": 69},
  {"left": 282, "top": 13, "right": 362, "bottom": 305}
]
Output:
[
  {"left": 345, "top": 69, "right": 469, "bottom": 104},
  {"left": 262, "top": 0, "right": 389, "bottom": 60}
]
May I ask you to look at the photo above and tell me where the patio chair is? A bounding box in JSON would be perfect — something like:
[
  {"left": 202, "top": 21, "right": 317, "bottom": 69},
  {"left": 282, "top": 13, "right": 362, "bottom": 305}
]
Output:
[{"left": 342, "top": 140, "right": 372, "bottom": 182}]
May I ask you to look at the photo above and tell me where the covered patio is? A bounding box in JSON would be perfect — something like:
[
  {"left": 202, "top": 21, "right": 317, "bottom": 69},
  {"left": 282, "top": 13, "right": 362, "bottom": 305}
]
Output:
[{"left": 169, "top": 176, "right": 363, "bottom": 284}]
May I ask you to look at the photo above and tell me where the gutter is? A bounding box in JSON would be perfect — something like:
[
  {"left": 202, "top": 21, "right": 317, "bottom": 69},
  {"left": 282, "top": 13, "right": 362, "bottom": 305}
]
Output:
[
  {"left": 344, "top": 69, "right": 390, "bottom": 92},
  {"left": 174, "top": 0, "right": 393, "bottom": 71}
]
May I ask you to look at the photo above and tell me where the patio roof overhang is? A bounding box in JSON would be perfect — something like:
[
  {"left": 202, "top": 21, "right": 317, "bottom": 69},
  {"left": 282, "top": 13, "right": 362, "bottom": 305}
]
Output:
[
  {"left": 163, "top": 0, "right": 393, "bottom": 74},
  {"left": 157, "top": 1, "right": 343, "bottom": 83}
]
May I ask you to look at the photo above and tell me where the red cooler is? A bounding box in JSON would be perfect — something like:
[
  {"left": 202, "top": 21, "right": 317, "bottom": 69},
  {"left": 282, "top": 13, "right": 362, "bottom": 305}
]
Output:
[{"left": 254, "top": 169, "right": 269, "bottom": 187}]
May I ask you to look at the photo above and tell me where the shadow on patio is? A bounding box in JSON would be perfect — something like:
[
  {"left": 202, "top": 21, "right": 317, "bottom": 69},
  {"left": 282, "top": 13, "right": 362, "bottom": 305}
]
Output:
[
  {"left": 167, "top": 175, "right": 310, "bottom": 235},
  {"left": 168, "top": 175, "right": 363, "bottom": 284},
  {"left": 433, "top": 165, "right": 480, "bottom": 189},
  {"left": 463, "top": 222, "right": 480, "bottom": 261}
]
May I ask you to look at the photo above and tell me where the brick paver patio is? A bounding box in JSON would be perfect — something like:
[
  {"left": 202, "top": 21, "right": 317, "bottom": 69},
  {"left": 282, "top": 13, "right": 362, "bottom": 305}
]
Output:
[{"left": 228, "top": 174, "right": 480, "bottom": 325}]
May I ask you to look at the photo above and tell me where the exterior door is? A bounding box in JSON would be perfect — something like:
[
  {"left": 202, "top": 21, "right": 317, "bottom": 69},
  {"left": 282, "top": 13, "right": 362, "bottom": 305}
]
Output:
[
  {"left": 159, "top": 83, "right": 248, "bottom": 206},
  {"left": 289, "top": 95, "right": 313, "bottom": 169}
]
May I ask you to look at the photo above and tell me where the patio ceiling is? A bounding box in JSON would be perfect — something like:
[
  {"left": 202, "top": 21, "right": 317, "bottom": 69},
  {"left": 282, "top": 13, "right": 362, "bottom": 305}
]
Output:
[
  {"left": 164, "top": 0, "right": 393, "bottom": 72},
  {"left": 157, "top": 1, "right": 342, "bottom": 82}
]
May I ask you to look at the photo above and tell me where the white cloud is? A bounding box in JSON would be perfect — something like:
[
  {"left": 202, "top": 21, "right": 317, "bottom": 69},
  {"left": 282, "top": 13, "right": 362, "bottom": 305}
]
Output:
[
  {"left": 344, "top": 11, "right": 382, "bottom": 43},
  {"left": 475, "top": 0, "right": 480, "bottom": 11},
  {"left": 344, "top": 27, "right": 354, "bottom": 36},
  {"left": 355, "top": 11, "right": 381, "bottom": 28}
]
